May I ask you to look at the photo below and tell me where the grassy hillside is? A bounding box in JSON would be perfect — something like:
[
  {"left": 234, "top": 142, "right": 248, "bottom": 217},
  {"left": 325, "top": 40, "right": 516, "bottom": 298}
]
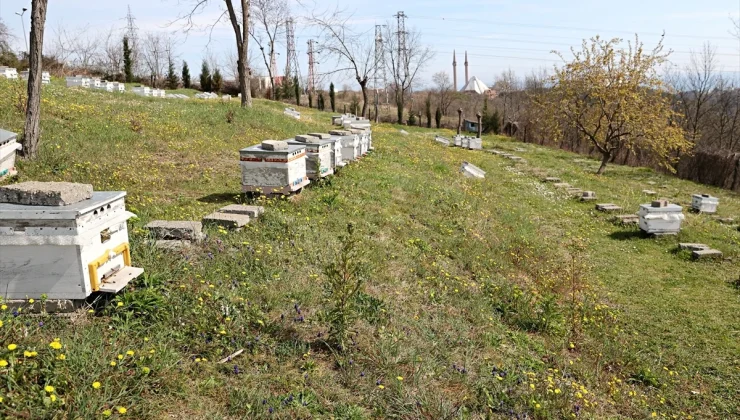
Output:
[{"left": 0, "top": 78, "right": 738, "bottom": 419}]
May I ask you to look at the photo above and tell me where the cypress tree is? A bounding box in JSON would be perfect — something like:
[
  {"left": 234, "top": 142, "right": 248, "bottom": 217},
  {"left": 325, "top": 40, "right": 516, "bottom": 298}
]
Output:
[
  {"left": 199, "top": 60, "right": 211, "bottom": 92},
  {"left": 308, "top": 91, "right": 313, "bottom": 108},
  {"left": 329, "top": 82, "right": 336, "bottom": 112},
  {"left": 318, "top": 93, "right": 325, "bottom": 111},
  {"left": 435, "top": 107, "right": 442, "bottom": 128},
  {"left": 425, "top": 93, "right": 432, "bottom": 128},
  {"left": 123, "top": 37, "right": 134, "bottom": 82},
  {"left": 294, "top": 76, "right": 300, "bottom": 106},
  {"left": 181, "top": 61, "right": 191, "bottom": 88},
  {"left": 166, "top": 59, "right": 179, "bottom": 89},
  {"left": 212, "top": 68, "right": 223, "bottom": 93}
]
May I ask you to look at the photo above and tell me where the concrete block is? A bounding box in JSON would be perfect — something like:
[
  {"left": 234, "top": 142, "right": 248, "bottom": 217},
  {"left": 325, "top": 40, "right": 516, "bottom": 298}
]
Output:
[
  {"left": 566, "top": 187, "right": 583, "bottom": 195},
  {"left": 543, "top": 177, "right": 561, "bottom": 183},
  {"left": 642, "top": 190, "right": 657, "bottom": 195},
  {"left": 5, "top": 299, "right": 78, "bottom": 314},
  {"left": 145, "top": 220, "right": 203, "bottom": 241},
  {"left": 399, "top": 130, "right": 409, "bottom": 135},
  {"left": 218, "top": 204, "right": 264, "bottom": 218},
  {"left": 582, "top": 191, "right": 597, "bottom": 201},
  {"left": 679, "top": 243, "right": 710, "bottom": 251},
  {"left": 202, "top": 212, "right": 250, "bottom": 229},
  {"left": 553, "top": 182, "right": 571, "bottom": 188},
  {"left": 716, "top": 217, "right": 735, "bottom": 225},
  {"left": 153, "top": 240, "right": 193, "bottom": 252},
  {"left": 692, "top": 249, "right": 723, "bottom": 260},
  {"left": 596, "top": 203, "right": 622, "bottom": 212},
  {"left": 614, "top": 214, "right": 639, "bottom": 224},
  {"left": 329, "top": 130, "right": 351, "bottom": 136},
  {"left": 261, "top": 140, "right": 288, "bottom": 151},
  {"left": 0, "top": 181, "right": 93, "bottom": 206},
  {"left": 652, "top": 199, "right": 669, "bottom": 208},
  {"left": 295, "top": 134, "right": 319, "bottom": 142},
  {"left": 307, "top": 133, "right": 332, "bottom": 139}
]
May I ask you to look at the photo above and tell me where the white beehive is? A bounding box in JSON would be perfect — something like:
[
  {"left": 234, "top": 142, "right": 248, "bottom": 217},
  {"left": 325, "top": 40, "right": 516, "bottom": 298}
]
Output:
[
  {"left": 90, "top": 78, "right": 102, "bottom": 88},
  {"left": 468, "top": 138, "right": 482, "bottom": 150},
  {"left": 638, "top": 201, "right": 685, "bottom": 235},
  {"left": 96, "top": 81, "right": 115, "bottom": 92},
  {"left": 239, "top": 141, "right": 310, "bottom": 195},
  {"left": 111, "top": 82, "right": 126, "bottom": 92},
  {"left": 19, "top": 70, "right": 51, "bottom": 84},
  {"left": 0, "top": 189, "right": 143, "bottom": 300},
  {"left": 132, "top": 86, "right": 151, "bottom": 97},
  {"left": 65, "top": 75, "right": 90, "bottom": 88},
  {"left": 454, "top": 135, "right": 462, "bottom": 147},
  {"left": 691, "top": 194, "right": 718, "bottom": 213},
  {"left": 329, "top": 129, "right": 360, "bottom": 162},
  {"left": 288, "top": 135, "right": 334, "bottom": 179},
  {"left": 0, "top": 129, "right": 21, "bottom": 179},
  {"left": 284, "top": 107, "right": 301, "bottom": 119},
  {"left": 0, "top": 66, "right": 19, "bottom": 79},
  {"left": 350, "top": 129, "right": 369, "bottom": 156},
  {"left": 308, "top": 133, "right": 344, "bottom": 171}
]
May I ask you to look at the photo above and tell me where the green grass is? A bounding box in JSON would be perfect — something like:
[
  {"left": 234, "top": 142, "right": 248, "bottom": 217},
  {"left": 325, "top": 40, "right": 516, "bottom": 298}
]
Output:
[{"left": 0, "top": 78, "right": 738, "bottom": 419}]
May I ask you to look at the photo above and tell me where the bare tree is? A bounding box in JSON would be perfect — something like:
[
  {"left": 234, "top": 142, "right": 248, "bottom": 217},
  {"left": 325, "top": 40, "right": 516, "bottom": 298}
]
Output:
[
  {"left": 670, "top": 43, "right": 718, "bottom": 144},
  {"left": 70, "top": 27, "right": 100, "bottom": 71},
  {"left": 309, "top": 9, "right": 375, "bottom": 117},
  {"left": 48, "top": 24, "right": 78, "bottom": 73},
  {"left": 432, "top": 71, "right": 454, "bottom": 116},
  {"left": 179, "top": 0, "right": 252, "bottom": 107},
  {"left": 383, "top": 24, "right": 434, "bottom": 124},
  {"left": 0, "top": 18, "right": 13, "bottom": 53},
  {"left": 141, "top": 32, "right": 167, "bottom": 87},
  {"left": 99, "top": 28, "right": 124, "bottom": 77},
  {"left": 248, "top": 0, "right": 287, "bottom": 94},
  {"left": 22, "top": 0, "right": 49, "bottom": 159},
  {"left": 494, "top": 68, "right": 521, "bottom": 124}
]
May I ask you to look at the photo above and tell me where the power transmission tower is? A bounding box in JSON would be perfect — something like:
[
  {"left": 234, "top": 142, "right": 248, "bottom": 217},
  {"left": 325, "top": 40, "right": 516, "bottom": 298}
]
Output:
[
  {"left": 125, "top": 5, "right": 138, "bottom": 72},
  {"left": 374, "top": 24, "right": 388, "bottom": 120},
  {"left": 285, "top": 18, "right": 301, "bottom": 81},
  {"left": 307, "top": 39, "right": 316, "bottom": 93},
  {"left": 394, "top": 11, "right": 408, "bottom": 80}
]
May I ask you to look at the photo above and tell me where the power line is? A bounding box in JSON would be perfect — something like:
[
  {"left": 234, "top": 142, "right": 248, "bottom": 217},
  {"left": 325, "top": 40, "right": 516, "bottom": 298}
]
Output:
[{"left": 307, "top": 39, "right": 316, "bottom": 93}]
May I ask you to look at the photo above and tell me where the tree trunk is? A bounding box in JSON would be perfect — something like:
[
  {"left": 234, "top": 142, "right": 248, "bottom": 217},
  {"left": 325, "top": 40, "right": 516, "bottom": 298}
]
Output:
[
  {"left": 374, "top": 91, "right": 379, "bottom": 123},
  {"left": 396, "top": 92, "right": 404, "bottom": 124},
  {"left": 226, "top": 0, "right": 252, "bottom": 108},
  {"left": 360, "top": 82, "right": 368, "bottom": 118},
  {"left": 21, "top": 0, "right": 49, "bottom": 159},
  {"left": 596, "top": 151, "right": 611, "bottom": 175}
]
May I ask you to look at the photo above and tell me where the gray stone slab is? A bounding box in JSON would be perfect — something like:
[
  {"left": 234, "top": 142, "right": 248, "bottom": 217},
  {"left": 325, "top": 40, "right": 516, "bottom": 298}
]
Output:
[
  {"left": 261, "top": 140, "right": 288, "bottom": 151},
  {"left": 202, "top": 212, "right": 250, "bottom": 229},
  {"left": 153, "top": 240, "right": 193, "bottom": 252},
  {"left": 307, "top": 133, "right": 332, "bottom": 139},
  {"left": 566, "top": 187, "right": 583, "bottom": 195},
  {"left": 716, "top": 217, "right": 735, "bottom": 224},
  {"left": 596, "top": 203, "right": 622, "bottom": 212},
  {"left": 294, "top": 134, "right": 319, "bottom": 142},
  {"left": 642, "top": 190, "right": 657, "bottom": 195},
  {"left": 692, "top": 249, "right": 723, "bottom": 260},
  {"left": 543, "top": 177, "right": 561, "bottom": 183},
  {"left": 582, "top": 191, "right": 597, "bottom": 201},
  {"left": 329, "top": 130, "right": 351, "bottom": 136},
  {"left": 5, "top": 299, "right": 78, "bottom": 314},
  {"left": 679, "top": 243, "right": 710, "bottom": 251},
  {"left": 145, "top": 220, "right": 203, "bottom": 241},
  {"left": 553, "top": 182, "right": 571, "bottom": 188},
  {"left": 218, "top": 204, "right": 264, "bottom": 218},
  {"left": 614, "top": 214, "right": 639, "bottom": 224},
  {"left": 0, "top": 181, "right": 93, "bottom": 206}
]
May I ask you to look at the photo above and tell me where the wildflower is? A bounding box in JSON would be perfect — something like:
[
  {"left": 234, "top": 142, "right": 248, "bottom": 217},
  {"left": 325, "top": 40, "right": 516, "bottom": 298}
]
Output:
[
  {"left": 102, "top": 409, "right": 112, "bottom": 417},
  {"left": 92, "top": 382, "right": 101, "bottom": 389},
  {"left": 530, "top": 383, "right": 536, "bottom": 390},
  {"left": 555, "top": 388, "right": 561, "bottom": 394},
  {"left": 117, "top": 354, "right": 124, "bottom": 360},
  {"left": 50, "top": 394, "right": 57, "bottom": 402},
  {"left": 378, "top": 385, "right": 385, "bottom": 389},
  {"left": 7, "top": 344, "right": 17, "bottom": 351},
  {"left": 0, "top": 360, "right": 8, "bottom": 367},
  {"left": 44, "top": 385, "right": 55, "bottom": 393},
  {"left": 57, "top": 354, "right": 66, "bottom": 361},
  {"left": 24, "top": 350, "right": 38, "bottom": 358},
  {"left": 0, "top": 320, "right": 3, "bottom": 327},
  {"left": 397, "top": 376, "right": 403, "bottom": 381},
  {"left": 117, "top": 302, "right": 123, "bottom": 307},
  {"left": 110, "top": 361, "right": 117, "bottom": 367},
  {"left": 0, "top": 305, "right": 6, "bottom": 311},
  {"left": 535, "top": 403, "right": 541, "bottom": 409},
  {"left": 126, "top": 350, "right": 134, "bottom": 356},
  {"left": 141, "top": 366, "right": 151, "bottom": 374},
  {"left": 49, "top": 341, "right": 62, "bottom": 350},
  {"left": 117, "top": 406, "right": 127, "bottom": 414},
  {"left": 28, "top": 299, "right": 35, "bottom": 304},
  {"left": 651, "top": 413, "right": 657, "bottom": 418}
]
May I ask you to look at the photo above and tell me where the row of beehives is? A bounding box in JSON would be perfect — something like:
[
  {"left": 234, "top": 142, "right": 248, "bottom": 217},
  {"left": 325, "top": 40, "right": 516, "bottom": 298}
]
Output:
[
  {"left": 65, "top": 75, "right": 127, "bottom": 92},
  {"left": 0, "top": 128, "right": 21, "bottom": 180},
  {"left": 1, "top": 66, "right": 51, "bottom": 84},
  {"left": 240, "top": 127, "right": 372, "bottom": 195},
  {"left": 434, "top": 135, "right": 483, "bottom": 150}
]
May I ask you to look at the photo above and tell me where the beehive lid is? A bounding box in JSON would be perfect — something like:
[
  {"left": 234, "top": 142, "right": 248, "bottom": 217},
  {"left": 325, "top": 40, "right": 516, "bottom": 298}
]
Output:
[
  {"left": 329, "top": 130, "right": 352, "bottom": 136},
  {"left": 0, "top": 191, "right": 126, "bottom": 220},
  {"left": 240, "top": 143, "right": 305, "bottom": 154},
  {"left": 0, "top": 128, "right": 18, "bottom": 146},
  {"left": 288, "top": 138, "right": 332, "bottom": 147},
  {"left": 692, "top": 194, "right": 718, "bottom": 201},
  {"left": 307, "top": 133, "right": 332, "bottom": 139},
  {"left": 639, "top": 203, "right": 683, "bottom": 213}
]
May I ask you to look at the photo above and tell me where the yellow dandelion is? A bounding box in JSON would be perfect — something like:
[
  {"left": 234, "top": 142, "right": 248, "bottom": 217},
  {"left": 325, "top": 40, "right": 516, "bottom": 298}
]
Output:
[
  {"left": 117, "top": 354, "right": 124, "bottom": 360},
  {"left": 50, "top": 394, "right": 57, "bottom": 402},
  {"left": 0, "top": 320, "right": 3, "bottom": 327},
  {"left": 28, "top": 299, "right": 35, "bottom": 304},
  {"left": 92, "top": 381, "right": 101, "bottom": 389},
  {"left": 0, "top": 360, "right": 8, "bottom": 367},
  {"left": 117, "top": 406, "right": 127, "bottom": 414},
  {"left": 117, "top": 302, "right": 123, "bottom": 307},
  {"left": 49, "top": 341, "right": 62, "bottom": 350},
  {"left": 7, "top": 344, "right": 17, "bottom": 351},
  {"left": 141, "top": 366, "right": 150, "bottom": 374},
  {"left": 102, "top": 409, "right": 112, "bottom": 417},
  {"left": 57, "top": 354, "right": 66, "bottom": 360},
  {"left": 397, "top": 376, "right": 403, "bottom": 381},
  {"left": 44, "top": 385, "right": 55, "bottom": 393},
  {"left": 110, "top": 361, "right": 117, "bottom": 367},
  {"left": 126, "top": 350, "right": 134, "bottom": 356},
  {"left": 0, "top": 304, "right": 6, "bottom": 310},
  {"left": 377, "top": 384, "right": 385, "bottom": 389}
]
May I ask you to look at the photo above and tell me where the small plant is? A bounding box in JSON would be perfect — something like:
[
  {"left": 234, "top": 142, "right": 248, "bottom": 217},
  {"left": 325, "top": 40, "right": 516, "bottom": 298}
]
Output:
[
  {"left": 322, "top": 224, "right": 368, "bottom": 350},
  {"left": 226, "top": 110, "right": 235, "bottom": 124},
  {"left": 407, "top": 111, "right": 416, "bottom": 126}
]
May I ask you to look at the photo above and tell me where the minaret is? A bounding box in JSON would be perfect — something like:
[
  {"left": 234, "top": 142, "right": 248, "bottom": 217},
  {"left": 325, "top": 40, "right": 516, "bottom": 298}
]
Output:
[
  {"left": 452, "top": 50, "right": 457, "bottom": 91},
  {"left": 464, "top": 51, "right": 469, "bottom": 84}
]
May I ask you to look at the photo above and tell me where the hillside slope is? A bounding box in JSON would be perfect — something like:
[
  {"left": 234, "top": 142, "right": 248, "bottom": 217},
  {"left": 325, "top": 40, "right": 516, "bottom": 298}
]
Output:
[{"left": 0, "top": 79, "right": 738, "bottom": 419}]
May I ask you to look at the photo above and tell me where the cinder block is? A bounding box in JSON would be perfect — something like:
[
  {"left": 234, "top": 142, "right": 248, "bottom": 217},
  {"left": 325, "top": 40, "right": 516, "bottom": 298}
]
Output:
[
  {"left": 218, "top": 204, "right": 264, "bottom": 218},
  {"left": 642, "top": 190, "right": 657, "bottom": 195},
  {"left": 614, "top": 214, "right": 639, "bottom": 224},
  {"left": 553, "top": 182, "right": 571, "bottom": 188},
  {"left": 691, "top": 249, "right": 723, "bottom": 260},
  {"left": 202, "top": 212, "right": 250, "bottom": 229},
  {"left": 581, "top": 191, "right": 597, "bottom": 201},
  {"left": 596, "top": 203, "right": 622, "bottom": 212},
  {"left": 543, "top": 177, "right": 561, "bottom": 182},
  {"left": 294, "top": 134, "right": 319, "bottom": 142},
  {"left": 307, "top": 133, "right": 332, "bottom": 139},
  {"left": 145, "top": 220, "right": 204, "bottom": 241},
  {"left": 261, "top": 140, "right": 288, "bottom": 151},
  {"left": 679, "top": 243, "right": 709, "bottom": 251},
  {"left": 0, "top": 181, "right": 93, "bottom": 206}
]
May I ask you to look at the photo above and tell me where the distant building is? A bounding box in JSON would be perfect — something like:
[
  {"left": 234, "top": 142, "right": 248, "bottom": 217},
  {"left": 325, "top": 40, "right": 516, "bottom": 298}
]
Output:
[
  {"left": 460, "top": 76, "right": 490, "bottom": 95},
  {"left": 464, "top": 118, "right": 479, "bottom": 133}
]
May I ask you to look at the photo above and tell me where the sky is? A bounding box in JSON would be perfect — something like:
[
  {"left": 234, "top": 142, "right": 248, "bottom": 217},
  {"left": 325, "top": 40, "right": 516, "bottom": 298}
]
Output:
[{"left": 1, "top": 0, "right": 739, "bottom": 91}]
